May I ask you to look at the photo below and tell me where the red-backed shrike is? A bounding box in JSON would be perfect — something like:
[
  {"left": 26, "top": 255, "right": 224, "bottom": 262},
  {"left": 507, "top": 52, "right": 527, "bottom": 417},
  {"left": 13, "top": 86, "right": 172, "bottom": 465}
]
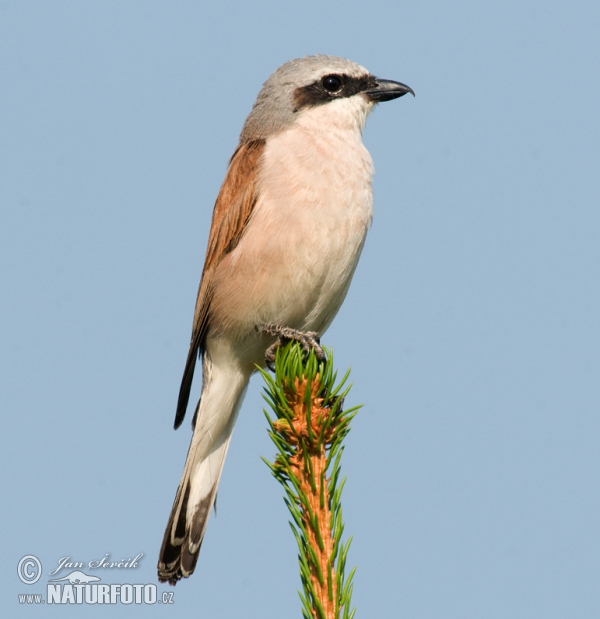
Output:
[{"left": 158, "top": 55, "right": 413, "bottom": 584}]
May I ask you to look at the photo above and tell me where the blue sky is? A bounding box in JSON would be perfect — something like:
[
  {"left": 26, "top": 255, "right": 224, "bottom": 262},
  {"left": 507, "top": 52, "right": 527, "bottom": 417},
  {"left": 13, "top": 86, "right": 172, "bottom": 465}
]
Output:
[{"left": 2, "top": 1, "right": 599, "bottom": 617}]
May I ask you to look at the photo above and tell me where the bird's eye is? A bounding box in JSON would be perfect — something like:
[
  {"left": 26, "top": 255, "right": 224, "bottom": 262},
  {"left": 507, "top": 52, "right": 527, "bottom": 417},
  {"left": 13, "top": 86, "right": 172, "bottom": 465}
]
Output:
[{"left": 322, "top": 75, "right": 343, "bottom": 93}]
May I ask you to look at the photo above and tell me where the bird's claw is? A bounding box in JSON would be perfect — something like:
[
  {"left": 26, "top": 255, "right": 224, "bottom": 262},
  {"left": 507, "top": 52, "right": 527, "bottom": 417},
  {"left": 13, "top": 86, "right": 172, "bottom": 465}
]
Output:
[{"left": 259, "top": 325, "right": 325, "bottom": 371}]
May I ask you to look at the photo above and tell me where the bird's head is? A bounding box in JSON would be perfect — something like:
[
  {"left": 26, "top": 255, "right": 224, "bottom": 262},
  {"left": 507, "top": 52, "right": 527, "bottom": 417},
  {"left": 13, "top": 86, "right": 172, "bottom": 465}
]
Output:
[{"left": 240, "top": 55, "right": 414, "bottom": 142}]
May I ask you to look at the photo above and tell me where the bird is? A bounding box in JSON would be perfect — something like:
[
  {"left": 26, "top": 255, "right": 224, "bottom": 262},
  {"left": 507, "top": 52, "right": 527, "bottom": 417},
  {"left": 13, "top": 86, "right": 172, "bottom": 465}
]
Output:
[{"left": 157, "top": 54, "right": 414, "bottom": 585}]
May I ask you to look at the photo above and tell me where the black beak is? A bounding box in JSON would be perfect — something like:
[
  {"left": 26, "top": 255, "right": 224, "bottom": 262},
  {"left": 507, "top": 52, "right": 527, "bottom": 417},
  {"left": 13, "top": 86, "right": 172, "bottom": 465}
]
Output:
[{"left": 366, "top": 78, "right": 415, "bottom": 102}]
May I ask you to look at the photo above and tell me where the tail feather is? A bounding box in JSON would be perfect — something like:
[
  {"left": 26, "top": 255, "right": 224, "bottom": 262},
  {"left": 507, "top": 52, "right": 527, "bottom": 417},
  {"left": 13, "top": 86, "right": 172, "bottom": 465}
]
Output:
[
  {"left": 158, "top": 480, "right": 192, "bottom": 580},
  {"left": 158, "top": 360, "right": 249, "bottom": 585},
  {"left": 157, "top": 455, "right": 224, "bottom": 582}
]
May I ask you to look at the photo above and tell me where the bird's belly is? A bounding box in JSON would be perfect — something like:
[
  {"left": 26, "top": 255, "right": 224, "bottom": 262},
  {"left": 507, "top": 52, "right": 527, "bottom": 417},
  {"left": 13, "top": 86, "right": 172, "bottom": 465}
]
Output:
[
  {"left": 207, "top": 124, "right": 374, "bottom": 360},
  {"left": 211, "top": 194, "right": 370, "bottom": 335}
]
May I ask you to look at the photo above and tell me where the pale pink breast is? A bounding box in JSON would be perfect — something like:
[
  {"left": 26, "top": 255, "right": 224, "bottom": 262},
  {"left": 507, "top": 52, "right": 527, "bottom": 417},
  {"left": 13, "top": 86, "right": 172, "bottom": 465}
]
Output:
[{"left": 208, "top": 119, "right": 374, "bottom": 342}]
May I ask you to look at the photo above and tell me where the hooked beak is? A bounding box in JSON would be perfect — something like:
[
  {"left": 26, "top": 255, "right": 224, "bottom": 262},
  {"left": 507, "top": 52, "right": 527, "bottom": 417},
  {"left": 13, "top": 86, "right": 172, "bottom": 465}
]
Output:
[{"left": 366, "top": 78, "right": 415, "bottom": 102}]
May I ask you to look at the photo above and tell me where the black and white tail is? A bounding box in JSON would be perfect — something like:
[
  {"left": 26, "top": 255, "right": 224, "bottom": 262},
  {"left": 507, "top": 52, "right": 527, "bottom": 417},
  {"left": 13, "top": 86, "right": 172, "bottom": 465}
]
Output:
[{"left": 157, "top": 362, "right": 249, "bottom": 585}]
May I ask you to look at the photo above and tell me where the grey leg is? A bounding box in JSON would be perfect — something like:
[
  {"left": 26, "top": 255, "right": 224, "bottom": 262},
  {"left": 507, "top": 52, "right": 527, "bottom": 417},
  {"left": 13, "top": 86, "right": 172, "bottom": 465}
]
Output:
[{"left": 258, "top": 324, "right": 326, "bottom": 371}]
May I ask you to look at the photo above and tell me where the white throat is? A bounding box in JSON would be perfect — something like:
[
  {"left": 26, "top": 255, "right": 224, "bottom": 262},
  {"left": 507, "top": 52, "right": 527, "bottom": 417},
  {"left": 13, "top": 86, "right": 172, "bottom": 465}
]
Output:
[{"left": 295, "top": 95, "right": 374, "bottom": 137}]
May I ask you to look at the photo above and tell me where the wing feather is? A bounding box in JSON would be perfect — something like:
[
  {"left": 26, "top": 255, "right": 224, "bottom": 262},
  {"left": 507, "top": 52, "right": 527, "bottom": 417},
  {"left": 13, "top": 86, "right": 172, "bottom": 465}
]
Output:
[{"left": 174, "top": 139, "right": 265, "bottom": 429}]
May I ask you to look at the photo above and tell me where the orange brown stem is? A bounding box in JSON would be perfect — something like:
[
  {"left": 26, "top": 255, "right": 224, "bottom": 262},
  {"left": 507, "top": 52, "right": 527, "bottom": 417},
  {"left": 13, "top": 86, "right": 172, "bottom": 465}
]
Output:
[{"left": 273, "top": 376, "right": 338, "bottom": 619}]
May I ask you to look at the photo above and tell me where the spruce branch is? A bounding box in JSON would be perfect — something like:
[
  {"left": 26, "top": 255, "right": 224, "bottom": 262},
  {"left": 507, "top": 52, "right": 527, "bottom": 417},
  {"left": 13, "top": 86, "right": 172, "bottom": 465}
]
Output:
[{"left": 260, "top": 342, "right": 359, "bottom": 619}]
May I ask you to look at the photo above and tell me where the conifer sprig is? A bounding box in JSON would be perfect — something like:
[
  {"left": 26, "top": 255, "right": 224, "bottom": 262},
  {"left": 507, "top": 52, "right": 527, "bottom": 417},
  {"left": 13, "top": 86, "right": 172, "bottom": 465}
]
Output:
[{"left": 260, "top": 342, "right": 359, "bottom": 619}]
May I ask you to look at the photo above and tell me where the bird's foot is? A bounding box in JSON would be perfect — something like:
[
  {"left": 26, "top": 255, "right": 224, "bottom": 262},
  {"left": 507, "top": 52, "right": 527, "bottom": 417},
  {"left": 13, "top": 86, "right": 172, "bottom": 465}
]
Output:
[{"left": 258, "top": 324, "right": 325, "bottom": 371}]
